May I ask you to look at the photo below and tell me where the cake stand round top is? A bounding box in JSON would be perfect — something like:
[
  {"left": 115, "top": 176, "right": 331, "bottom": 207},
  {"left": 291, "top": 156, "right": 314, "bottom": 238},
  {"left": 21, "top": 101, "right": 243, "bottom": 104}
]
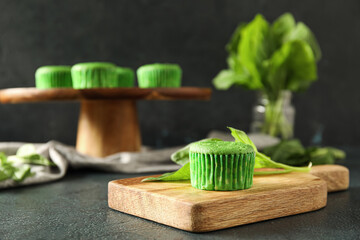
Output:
[{"left": 0, "top": 87, "right": 212, "bottom": 103}]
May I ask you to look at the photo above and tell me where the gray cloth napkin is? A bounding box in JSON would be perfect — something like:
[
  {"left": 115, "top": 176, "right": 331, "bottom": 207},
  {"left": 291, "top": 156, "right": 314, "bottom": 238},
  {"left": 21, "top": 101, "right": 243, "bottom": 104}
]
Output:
[{"left": 0, "top": 141, "right": 181, "bottom": 189}]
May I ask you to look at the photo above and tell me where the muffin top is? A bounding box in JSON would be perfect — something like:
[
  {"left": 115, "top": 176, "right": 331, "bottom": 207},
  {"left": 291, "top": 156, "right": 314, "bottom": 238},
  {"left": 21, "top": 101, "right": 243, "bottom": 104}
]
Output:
[
  {"left": 116, "top": 67, "right": 134, "bottom": 75},
  {"left": 35, "top": 66, "right": 71, "bottom": 75},
  {"left": 72, "top": 62, "right": 116, "bottom": 71},
  {"left": 137, "top": 63, "right": 181, "bottom": 72},
  {"left": 189, "top": 140, "right": 254, "bottom": 155}
]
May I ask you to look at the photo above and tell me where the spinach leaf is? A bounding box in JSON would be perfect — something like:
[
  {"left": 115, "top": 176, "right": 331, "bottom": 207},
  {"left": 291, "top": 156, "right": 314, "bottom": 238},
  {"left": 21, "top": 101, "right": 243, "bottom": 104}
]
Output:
[
  {"left": 212, "top": 70, "right": 250, "bottom": 90},
  {"left": 263, "top": 139, "right": 308, "bottom": 166},
  {"left": 12, "top": 165, "right": 33, "bottom": 182},
  {"left": 263, "top": 140, "right": 346, "bottom": 167},
  {"left": 0, "top": 144, "right": 56, "bottom": 183},
  {"left": 326, "top": 147, "right": 346, "bottom": 159},
  {"left": 284, "top": 22, "right": 322, "bottom": 61},
  {"left": 308, "top": 148, "right": 334, "bottom": 165},
  {"left": 227, "top": 127, "right": 257, "bottom": 151},
  {"left": 254, "top": 152, "right": 311, "bottom": 173},
  {"left": 237, "top": 14, "right": 271, "bottom": 89},
  {"left": 8, "top": 144, "right": 55, "bottom": 166},
  {"left": 267, "top": 40, "right": 317, "bottom": 98},
  {"left": 142, "top": 162, "right": 190, "bottom": 182},
  {"left": 226, "top": 23, "right": 246, "bottom": 55},
  {"left": 0, "top": 152, "right": 7, "bottom": 164},
  {"left": 254, "top": 169, "right": 292, "bottom": 175},
  {"left": 0, "top": 152, "right": 15, "bottom": 181},
  {"left": 16, "top": 144, "right": 37, "bottom": 157},
  {"left": 8, "top": 154, "right": 55, "bottom": 166},
  {"left": 307, "top": 147, "right": 345, "bottom": 165},
  {"left": 0, "top": 170, "right": 10, "bottom": 181},
  {"left": 228, "top": 127, "right": 311, "bottom": 173}
]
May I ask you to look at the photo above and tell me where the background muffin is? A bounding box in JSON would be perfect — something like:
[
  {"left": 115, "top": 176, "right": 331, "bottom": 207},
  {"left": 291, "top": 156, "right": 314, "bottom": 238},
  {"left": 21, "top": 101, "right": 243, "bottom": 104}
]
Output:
[
  {"left": 115, "top": 67, "right": 135, "bottom": 87},
  {"left": 71, "top": 62, "right": 117, "bottom": 89},
  {"left": 35, "top": 66, "right": 72, "bottom": 89},
  {"left": 137, "top": 63, "right": 182, "bottom": 88}
]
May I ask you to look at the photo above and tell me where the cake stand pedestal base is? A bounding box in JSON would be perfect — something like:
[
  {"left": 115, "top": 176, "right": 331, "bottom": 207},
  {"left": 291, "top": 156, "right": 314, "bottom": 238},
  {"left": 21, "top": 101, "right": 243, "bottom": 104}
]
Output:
[{"left": 76, "top": 100, "right": 141, "bottom": 157}]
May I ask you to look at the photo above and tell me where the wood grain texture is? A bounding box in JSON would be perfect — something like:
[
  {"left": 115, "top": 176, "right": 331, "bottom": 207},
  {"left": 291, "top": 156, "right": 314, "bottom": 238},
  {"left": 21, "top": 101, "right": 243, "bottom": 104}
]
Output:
[
  {"left": 76, "top": 100, "right": 141, "bottom": 157},
  {"left": 311, "top": 165, "right": 349, "bottom": 192},
  {"left": 108, "top": 173, "right": 327, "bottom": 232},
  {"left": 0, "top": 88, "right": 79, "bottom": 103},
  {"left": 254, "top": 165, "right": 350, "bottom": 193},
  {"left": 0, "top": 87, "right": 212, "bottom": 103}
]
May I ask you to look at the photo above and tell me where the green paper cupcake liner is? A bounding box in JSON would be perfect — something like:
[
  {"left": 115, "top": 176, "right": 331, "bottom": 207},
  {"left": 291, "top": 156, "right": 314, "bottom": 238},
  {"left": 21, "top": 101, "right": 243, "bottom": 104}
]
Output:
[
  {"left": 190, "top": 152, "right": 255, "bottom": 191},
  {"left": 35, "top": 66, "right": 72, "bottom": 89},
  {"left": 71, "top": 62, "right": 117, "bottom": 89},
  {"left": 137, "top": 64, "right": 182, "bottom": 88},
  {"left": 115, "top": 67, "right": 135, "bottom": 87}
]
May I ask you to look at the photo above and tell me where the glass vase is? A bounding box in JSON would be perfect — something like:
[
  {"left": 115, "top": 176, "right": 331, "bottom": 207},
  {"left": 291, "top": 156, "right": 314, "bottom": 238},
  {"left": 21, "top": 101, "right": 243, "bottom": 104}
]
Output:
[{"left": 250, "top": 90, "right": 295, "bottom": 139}]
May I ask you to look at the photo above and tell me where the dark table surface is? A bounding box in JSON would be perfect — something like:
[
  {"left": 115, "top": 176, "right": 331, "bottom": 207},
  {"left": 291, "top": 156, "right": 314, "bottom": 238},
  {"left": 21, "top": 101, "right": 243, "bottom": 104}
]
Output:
[{"left": 1, "top": 148, "right": 359, "bottom": 240}]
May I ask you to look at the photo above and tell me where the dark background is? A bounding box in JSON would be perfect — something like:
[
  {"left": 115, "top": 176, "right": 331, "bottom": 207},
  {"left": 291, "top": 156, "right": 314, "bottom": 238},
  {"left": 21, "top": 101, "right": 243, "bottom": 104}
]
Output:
[{"left": 0, "top": 0, "right": 359, "bottom": 148}]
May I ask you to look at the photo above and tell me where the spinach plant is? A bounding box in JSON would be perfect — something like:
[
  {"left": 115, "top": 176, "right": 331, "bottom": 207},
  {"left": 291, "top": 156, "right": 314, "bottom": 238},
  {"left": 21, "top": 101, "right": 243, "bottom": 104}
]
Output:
[{"left": 213, "top": 13, "right": 321, "bottom": 139}]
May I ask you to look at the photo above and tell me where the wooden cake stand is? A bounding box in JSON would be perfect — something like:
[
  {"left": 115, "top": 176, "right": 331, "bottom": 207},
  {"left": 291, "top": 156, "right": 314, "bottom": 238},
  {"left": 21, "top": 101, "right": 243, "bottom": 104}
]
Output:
[{"left": 0, "top": 87, "right": 211, "bottom": 157}]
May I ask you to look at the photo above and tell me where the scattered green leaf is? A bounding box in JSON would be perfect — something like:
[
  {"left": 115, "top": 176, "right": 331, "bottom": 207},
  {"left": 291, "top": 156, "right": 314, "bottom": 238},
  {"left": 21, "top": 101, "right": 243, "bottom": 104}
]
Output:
[
  {"left": 8, "top": 154, "right": 55, "bottom": 166},
  {"left": 0, "top": 152, "right": 15, "bottom": 181},
  {"left": 307, "top": 146, "right": 346, "bottom": 165},
  {"left": 263, "top": 139, "right": 307, "bottom": 166},
  {"left": 16, "top": 144, "right": 37, "bottom": 157},
  {"left": 263, "top": 140, "right": 346, "bottom": 166},
  {"left": 12, "top": 165, "right": 34, "bottom": 182},
  {"left": 142, "top": 162, "right": 191, "bottom": 182},
  {"left": 0, "top": 144, "right": 56, "bottom": 183},
  {"left": 7, "top": 144, "right": 55, "bottom": 166}
]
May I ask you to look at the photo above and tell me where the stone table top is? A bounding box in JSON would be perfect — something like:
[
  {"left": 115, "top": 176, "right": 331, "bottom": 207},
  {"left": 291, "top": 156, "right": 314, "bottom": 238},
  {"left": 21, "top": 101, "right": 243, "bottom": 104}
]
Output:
[{"left": 1, "top": 148, "right": 359, "bottom": 240}]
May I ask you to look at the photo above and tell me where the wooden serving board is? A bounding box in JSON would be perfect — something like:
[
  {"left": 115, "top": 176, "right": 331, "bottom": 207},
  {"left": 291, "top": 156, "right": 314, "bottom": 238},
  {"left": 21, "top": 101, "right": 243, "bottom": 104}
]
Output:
[
  {"left": 253, "top": 165, "right": 349, "bottom": 193},
  {"left": 310, "top": 165, "right": 349, "bottom": 192},
  {"left": 108, "top": 172, "right": 327, "bottom": 232}
]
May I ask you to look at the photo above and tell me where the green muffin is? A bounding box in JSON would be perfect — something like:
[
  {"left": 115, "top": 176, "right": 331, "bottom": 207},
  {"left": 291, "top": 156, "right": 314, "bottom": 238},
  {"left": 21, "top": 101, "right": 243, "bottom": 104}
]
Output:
[
  {"left": 71, "top": 62, "right": 117, "bottom": 89},
  {"left": 115, "top": 67, "right": 135, "bottom": 87},
  {"left": 35, "top": 66, "right": 72, "bottom": 89},
  {"left": 137, "top": 63, "right": 182, "bottom": 88},
  {"left": 189, "top": 141, "right": 255, "bottom": 191}
]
